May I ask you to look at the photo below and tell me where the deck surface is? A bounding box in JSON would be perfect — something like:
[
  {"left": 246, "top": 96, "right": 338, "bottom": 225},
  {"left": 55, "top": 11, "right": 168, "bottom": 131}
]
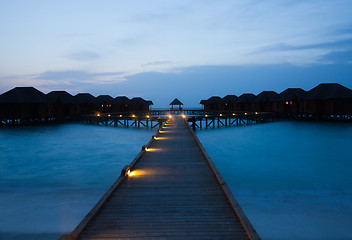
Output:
[{"left": 78, "top": 118, "right": 251, "bottom": 240}]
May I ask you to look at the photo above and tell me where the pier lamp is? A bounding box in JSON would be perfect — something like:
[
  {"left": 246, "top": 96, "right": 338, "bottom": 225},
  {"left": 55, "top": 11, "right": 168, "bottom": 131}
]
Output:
[
  {"left": 121, "top": 165, "right": 131, "bottom": 176},
  {"left": 97, "top": 113, "right": 100, "bottom": 117},
  {"left": 168, "top": 115, "right": 172, "bottom": 118},
  {"left": 255, "top": 112, "right": 258, "bottom": 115},
  {"left": 182, "top": 114, "right": 186, "bottom": 118},
  {"left": 245, "top": 112, "right": 248, "bottom": 115},
  {"left": 205, "top": 114, "right": 208, "bottom": 117},
  {"left": 232, "top": 113, "right": 236, "bottom": 116},
  {"left": 146, "top": 115, "right": 150, "bottom": 118},
  {"left": 142, "top": 145, "right": 150, "bottom": 151},
  {"left": 132, "top": 114, "right": 136, "bottom": 118},
  {"left": 119, "top": 114, "right": 123, "bottom": 117},
  {"left": 108, "top": 114, "right": 111, "bottom": 117},
  {"left": 219, "top": 114, "right": 222, "bottom": 116}
]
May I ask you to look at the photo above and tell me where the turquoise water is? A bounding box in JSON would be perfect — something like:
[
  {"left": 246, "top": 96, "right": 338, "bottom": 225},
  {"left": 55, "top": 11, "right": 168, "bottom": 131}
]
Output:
[
  {"left": 0, "top": 124, "right": 155, "bottom": 239},
  {"left": 1, "top": 121, "right": 352, "bottom": 240},
  {"left": 197, "top": 121, "right": 352, "bottom": 240}
]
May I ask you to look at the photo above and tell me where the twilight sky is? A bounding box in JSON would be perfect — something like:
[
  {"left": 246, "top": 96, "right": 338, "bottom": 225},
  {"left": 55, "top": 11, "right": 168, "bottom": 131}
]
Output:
[{"left": 1, "top": 0, "right": 352, "bottom": 107}]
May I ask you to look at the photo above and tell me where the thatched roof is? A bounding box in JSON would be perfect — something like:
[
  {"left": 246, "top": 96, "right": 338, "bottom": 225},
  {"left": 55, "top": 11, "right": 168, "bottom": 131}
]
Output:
[
  {"left": 255, "top": 91, "right": 279, "bottom": 102},
  {"left": 0, "top": 87, "right": 48, "bottom": 103},
  {"left": 115, "top": 96, "right": 131, "bottom": 105},
  {"left": 96, "top": 95, "right": 115, "bottom": 104},
  {"left": 131, "top": 97, "right": 152, "bottom": 105},
  {"left": 304, "top": 83, "right": 352, "bottom": 100},
  {"left": 278, "top": 88, "right": 306, "bottom": 101},
  {"left": 206, "top": 96, "right": 222, "bottom": 104},
  {"left": 47, "top": 91, "right": 76, "bottom": 104},
  {"left": 237, "top": 93, "right": 256, "bottom": 103},
  {"left": 74, "top": 93, "right": 96, "bottom": 104},
  {"left": 170, "top": 98, "right": 183, "bottom": 105},
  {"left": 221, "top": 95, "right": 237, "bottom": 104}
]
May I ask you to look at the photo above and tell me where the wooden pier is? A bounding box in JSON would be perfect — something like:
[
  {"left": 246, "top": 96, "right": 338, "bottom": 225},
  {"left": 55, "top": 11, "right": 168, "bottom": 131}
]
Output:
[
  {"left": 62, "top": 117, "right": 260, "bottom": 240},
  {"left": 80, "top": 110, "right": 274, "bottom": 130}
]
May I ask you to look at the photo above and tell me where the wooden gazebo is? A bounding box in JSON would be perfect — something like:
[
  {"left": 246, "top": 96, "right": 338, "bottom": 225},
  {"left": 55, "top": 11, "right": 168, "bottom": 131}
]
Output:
[{"left": 170, "top": 98, "right": 183, "bottom": 110}]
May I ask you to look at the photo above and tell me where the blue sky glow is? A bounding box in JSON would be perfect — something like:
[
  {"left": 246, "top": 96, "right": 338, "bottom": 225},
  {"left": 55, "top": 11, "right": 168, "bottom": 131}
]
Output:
[{"left": 1, "top": 0, "right": 352, "bottom": 106}]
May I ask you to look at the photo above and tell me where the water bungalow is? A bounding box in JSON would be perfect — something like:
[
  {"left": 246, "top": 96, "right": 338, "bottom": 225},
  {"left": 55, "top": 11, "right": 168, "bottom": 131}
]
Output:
[
  {"left": 74, "top": 93, "right": 97, "bottom": 115},
  {"left": 253, "top": 91, "right": 279, "bottom": 112},
  {"left": 236, "top": 93, "right": 256, "bottom": 112},
  {"left": 200, "top": 96, "right": 222, "bottom": 111},
  {"left": 96, "top": 95, "right": 115, "bottom": 113},
  {"left": 221, "top": 95, "right": 238, "bottom": 111},
  {"left": 47, "top": 91, "right": 77, "bottom": 119},
  {"left": 115, "top": 96, "right": 132, "bottom": 112},
  {"left": 277, "top": 88, "right": 306, "bottom": 116},
  {"left": 130, "top": 97, "right": 153, "bottom": 112},
  {"left": 0, "top": 87, "right": 49, "bottom": 125},
  {"left": 200, "top": 83, "right": 352, "bottom": 120},
  {"left": 302, "top": 83, "right": 352, "bottom": 119}
]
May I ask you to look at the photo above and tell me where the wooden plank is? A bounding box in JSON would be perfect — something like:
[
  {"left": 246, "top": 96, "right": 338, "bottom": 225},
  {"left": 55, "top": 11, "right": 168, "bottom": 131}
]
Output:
[{"left": 185, "top": 118, "right": 261, "bottom": 240}]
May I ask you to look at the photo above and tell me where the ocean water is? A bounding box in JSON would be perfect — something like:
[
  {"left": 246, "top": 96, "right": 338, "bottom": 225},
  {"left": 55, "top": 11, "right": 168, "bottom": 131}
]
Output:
[
  {"left": 1, "top": 121, "right": 352, "bottom": 240},
  {"left": 0, "top": 124, "right": 155, "bottom": 240},
  {"left": 197, "top": 121, "right": 352, "bottom": 240}
]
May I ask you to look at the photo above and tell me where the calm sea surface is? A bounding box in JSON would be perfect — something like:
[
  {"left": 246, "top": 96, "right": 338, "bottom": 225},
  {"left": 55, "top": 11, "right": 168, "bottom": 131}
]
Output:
[
  {"left": 0, "top": 121, "right": 351, "bottom": 240},
  {"left": 197, "top": 121, "right": 352, "bottom": 240},
  {"left": 0, "top": 124, "right": 156, "bottom": 240}
]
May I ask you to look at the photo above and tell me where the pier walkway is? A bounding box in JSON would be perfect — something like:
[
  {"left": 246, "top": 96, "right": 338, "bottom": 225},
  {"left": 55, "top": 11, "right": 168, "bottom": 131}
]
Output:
[{"left": 64, "top": 117, "right": 260, "bottom": 240}]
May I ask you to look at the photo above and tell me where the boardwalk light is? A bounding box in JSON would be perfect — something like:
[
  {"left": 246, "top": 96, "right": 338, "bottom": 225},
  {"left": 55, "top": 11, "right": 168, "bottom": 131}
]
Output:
[
  {"left": 121, "top": 165, "right": 131, "bottom": 176},
  {"left": 168, "top": 115, "right": 172, "bottom": 118},
  {"left": 205, "top": 114, "right": 208, "bottom": 117},
  {"left": 146, "top": 115, "right": 150, "bottom": 118},
  {"left": 97, "top": 113, "right": 100, "bottom": 117},
  {"left": 232, "top": 113, "right": 236, "bottom": 116},
  {"left": 182, "top": 114, "right": 186, "bottom": 118},
  {"left": 101, "top": 105, "right": 104, "bottom": 107},
  {"left": 245, "top": 112, "right": 248, "bottom": 115},
  {"left": 219, "top": 114, "right": 222, "bottom": 116},
  {"left": 119, "top": 114, "right": 122, "bottom": 117},
  {"left": 108, "top": 114, "right": 111, "bottom": 117},
  {"left": 132, "top": 114, "right": 136, "bottom": 118},
  {"left": 255, "top": 112, "right": 258, "bottom": 115},
  {"left": 142, "top": 145, "right": 150, "bottom": 151}
]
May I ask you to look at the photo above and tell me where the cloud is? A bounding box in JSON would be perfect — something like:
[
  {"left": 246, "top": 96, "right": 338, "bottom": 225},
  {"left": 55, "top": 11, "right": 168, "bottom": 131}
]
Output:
[
  {"left": 141, "top": 61, "right": 173, "bottom": 67},
  {"left": 320, "top": 50, "right": 352, "bottom": 64},
  {"left": 35, "top": 70, "right": 126, "bottom": 84},
  {"left": 66, "top": 51, "right": 101, "bottom": 61}
]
